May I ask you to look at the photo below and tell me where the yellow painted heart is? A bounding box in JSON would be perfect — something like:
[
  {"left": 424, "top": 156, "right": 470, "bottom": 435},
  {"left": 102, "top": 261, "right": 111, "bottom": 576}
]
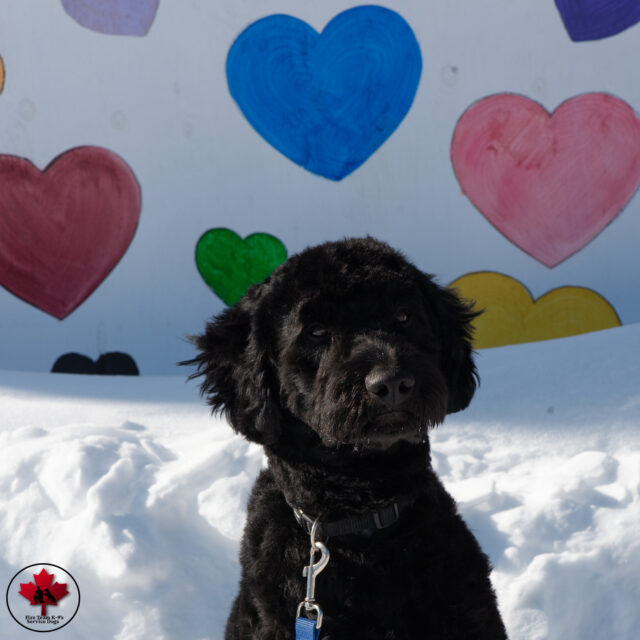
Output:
[{"left": 449, "top": 272, "right": 621, "bottom": 348}]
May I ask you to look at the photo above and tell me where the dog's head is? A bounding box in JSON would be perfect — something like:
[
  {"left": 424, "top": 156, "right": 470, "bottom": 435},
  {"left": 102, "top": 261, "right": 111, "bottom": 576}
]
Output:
[{"left": 186, "top": 237, "right": 478, "bottom": 450}]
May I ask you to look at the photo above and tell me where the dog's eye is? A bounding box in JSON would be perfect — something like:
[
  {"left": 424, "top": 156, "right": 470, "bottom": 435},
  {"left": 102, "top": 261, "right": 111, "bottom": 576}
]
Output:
[
  {"left": 308, "top": 324, "right": 329, "bottom": 338},
  {"left": 394, "top": 309, "right": 410, "bottom": 323}
]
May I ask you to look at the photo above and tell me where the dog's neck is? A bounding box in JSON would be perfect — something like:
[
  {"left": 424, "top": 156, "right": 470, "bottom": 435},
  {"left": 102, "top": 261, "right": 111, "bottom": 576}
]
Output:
[{"left": 264, "top": 417, "right": 432, "bottom": 519}]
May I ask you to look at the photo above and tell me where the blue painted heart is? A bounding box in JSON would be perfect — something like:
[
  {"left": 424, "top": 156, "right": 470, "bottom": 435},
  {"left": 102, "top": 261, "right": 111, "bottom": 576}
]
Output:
[
  {"left": 226, "top": 6, "right": 422, "bottom": 181},
  {"left": 555, "top": 0, "right": 640, "bottom": 41}
]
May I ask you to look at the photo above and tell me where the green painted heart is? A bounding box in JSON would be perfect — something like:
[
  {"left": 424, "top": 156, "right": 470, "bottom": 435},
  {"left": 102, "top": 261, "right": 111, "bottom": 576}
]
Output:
[{"left": 195, "top": 229, "right": 287, "bottom": 305}]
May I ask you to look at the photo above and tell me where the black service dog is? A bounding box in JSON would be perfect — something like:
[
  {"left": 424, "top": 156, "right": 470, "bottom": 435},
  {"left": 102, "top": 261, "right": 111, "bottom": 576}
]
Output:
[{"left": 187, "top": 237, "right": 507, "bottom": 639}]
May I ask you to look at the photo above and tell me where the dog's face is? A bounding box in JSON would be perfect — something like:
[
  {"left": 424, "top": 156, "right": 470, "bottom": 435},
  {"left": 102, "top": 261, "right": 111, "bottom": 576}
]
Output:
[
  {"left": 276, "top": 280, "right": 450, "bottom": 449},
  {"left": 187, "top": 238, "right": 478, "bottom": 451}
]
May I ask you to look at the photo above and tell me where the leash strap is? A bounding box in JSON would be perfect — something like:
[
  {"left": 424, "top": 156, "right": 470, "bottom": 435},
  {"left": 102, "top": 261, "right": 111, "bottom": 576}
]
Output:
[{"left": 295, "top": 616, "right": 321, "bottom": 640}]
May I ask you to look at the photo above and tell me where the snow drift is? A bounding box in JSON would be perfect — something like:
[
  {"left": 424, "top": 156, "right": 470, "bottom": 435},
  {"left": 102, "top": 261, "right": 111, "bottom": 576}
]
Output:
[{"left": 1, "top": 323, "right": 639, "bottom": 639}]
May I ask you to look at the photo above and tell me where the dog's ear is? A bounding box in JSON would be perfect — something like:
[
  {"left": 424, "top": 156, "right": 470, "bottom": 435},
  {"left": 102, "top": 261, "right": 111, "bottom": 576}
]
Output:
[
  {"left": 183, "top": 285, "right": 282, "bottom": 445},
  {"left": 420, "top": 276, "right": 480, "bottom": 414}
]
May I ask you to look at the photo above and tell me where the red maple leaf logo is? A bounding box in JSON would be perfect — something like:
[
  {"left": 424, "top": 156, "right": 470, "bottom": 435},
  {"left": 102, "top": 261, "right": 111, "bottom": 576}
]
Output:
[{"left": 18, "top": 568, "right": 69, "bottom": 616}]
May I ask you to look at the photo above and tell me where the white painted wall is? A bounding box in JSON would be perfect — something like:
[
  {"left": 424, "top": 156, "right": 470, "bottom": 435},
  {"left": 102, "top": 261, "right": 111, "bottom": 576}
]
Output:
[{"left": 1, "top": 1, "right": 639, "bottom": 373}]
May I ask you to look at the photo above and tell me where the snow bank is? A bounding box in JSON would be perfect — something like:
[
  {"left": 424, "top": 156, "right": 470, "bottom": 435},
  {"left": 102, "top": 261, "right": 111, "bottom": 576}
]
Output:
[{"left": 1, "top": 323, "right": 639, "bottom": 639}]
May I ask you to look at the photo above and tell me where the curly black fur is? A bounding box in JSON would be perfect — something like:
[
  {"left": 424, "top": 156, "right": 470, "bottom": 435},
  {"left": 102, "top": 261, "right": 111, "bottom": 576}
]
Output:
[{"left": 185, "top": 237, "right": 507, "bottom": 639}]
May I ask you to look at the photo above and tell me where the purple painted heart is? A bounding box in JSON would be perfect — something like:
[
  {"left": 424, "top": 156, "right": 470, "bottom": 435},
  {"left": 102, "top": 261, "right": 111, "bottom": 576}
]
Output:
[
  {"left": 555, "top": 0, "right": 640, "bottom": 41},
  {"left": 61, "top": 0, "right": 159, "bottom": 36}
]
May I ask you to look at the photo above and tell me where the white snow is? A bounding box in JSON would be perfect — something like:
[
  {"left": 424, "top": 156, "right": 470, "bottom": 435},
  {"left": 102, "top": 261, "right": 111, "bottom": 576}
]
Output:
[{"left": 1, "top": 323, "right": 639, "bottom": 639}]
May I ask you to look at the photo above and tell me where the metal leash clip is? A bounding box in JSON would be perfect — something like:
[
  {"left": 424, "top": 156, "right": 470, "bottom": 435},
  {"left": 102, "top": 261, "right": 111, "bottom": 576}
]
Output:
[{"left": 295, "top": 515, "right": 330, "bottom": 638}]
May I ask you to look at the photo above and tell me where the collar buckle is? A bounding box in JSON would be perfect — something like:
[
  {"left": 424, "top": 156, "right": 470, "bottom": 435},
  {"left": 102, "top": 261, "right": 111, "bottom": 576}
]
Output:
[{"left": 372, "top": 502, "right": 400, "bottom": 529}]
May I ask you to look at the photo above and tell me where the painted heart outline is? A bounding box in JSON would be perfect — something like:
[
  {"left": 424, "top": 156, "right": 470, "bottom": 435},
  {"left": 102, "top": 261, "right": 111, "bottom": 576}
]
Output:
[
  {"left": 226, "top": 5, "right": 422, "bottom": 181},
  {"left": 0, "top": 146, "right": 141, "bottom": 319},
  {"left": 451, "top": 93, "right": 640, "bottom": 267}
]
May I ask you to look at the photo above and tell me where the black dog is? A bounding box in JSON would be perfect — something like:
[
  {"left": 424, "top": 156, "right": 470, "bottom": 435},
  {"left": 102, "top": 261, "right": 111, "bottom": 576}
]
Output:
[{"left": 187, "top": 237, "right": 507, "bottom": 639}]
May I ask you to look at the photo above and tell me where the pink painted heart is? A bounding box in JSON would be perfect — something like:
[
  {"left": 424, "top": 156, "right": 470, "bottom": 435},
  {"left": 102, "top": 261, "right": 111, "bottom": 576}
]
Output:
[
  {"left": 61, "top": 0, "right": 159, "bottom": 36},
  {"left": 451, "top": 93, "right": 640, "bottom": 267},
  {"left": 0, "top": 146, "right": 141, "bottom": 319}
]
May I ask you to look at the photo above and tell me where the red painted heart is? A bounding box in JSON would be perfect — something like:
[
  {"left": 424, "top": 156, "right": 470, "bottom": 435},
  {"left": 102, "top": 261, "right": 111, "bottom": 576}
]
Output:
[
  {"left": 451, "top": 93, "right": 640, "bottom": 267},
  {"left": 0, "top": 146, "right": 141, "bottom": 319}
]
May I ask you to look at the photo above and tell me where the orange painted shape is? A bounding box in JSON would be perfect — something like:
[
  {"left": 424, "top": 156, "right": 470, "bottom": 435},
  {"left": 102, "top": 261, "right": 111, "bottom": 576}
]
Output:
[
  {"left": 0, "top": 55, "right": 5, "bottom": 94},
  {"left": 449, "top": 272, "right": 621, "bottom": 348}
]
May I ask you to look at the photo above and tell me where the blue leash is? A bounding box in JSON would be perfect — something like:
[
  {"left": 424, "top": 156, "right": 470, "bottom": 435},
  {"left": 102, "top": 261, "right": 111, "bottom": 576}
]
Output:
[
  {"left": 294, "top": 511, "right": 330, "bottom": 640},
  {"left": 295, "top": 616, "right": 322, "bottom": 640}
]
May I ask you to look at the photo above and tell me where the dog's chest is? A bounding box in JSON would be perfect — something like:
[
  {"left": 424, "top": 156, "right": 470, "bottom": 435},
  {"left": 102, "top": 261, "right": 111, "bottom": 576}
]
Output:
[{"left": 301, "top": 530, "right": 425, "bottom": 623}]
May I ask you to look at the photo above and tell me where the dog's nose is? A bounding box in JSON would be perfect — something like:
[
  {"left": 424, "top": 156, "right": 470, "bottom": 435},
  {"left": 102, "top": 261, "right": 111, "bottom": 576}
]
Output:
[{"left": 365, "top": 368, "right": 415, "bottom": 409}]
